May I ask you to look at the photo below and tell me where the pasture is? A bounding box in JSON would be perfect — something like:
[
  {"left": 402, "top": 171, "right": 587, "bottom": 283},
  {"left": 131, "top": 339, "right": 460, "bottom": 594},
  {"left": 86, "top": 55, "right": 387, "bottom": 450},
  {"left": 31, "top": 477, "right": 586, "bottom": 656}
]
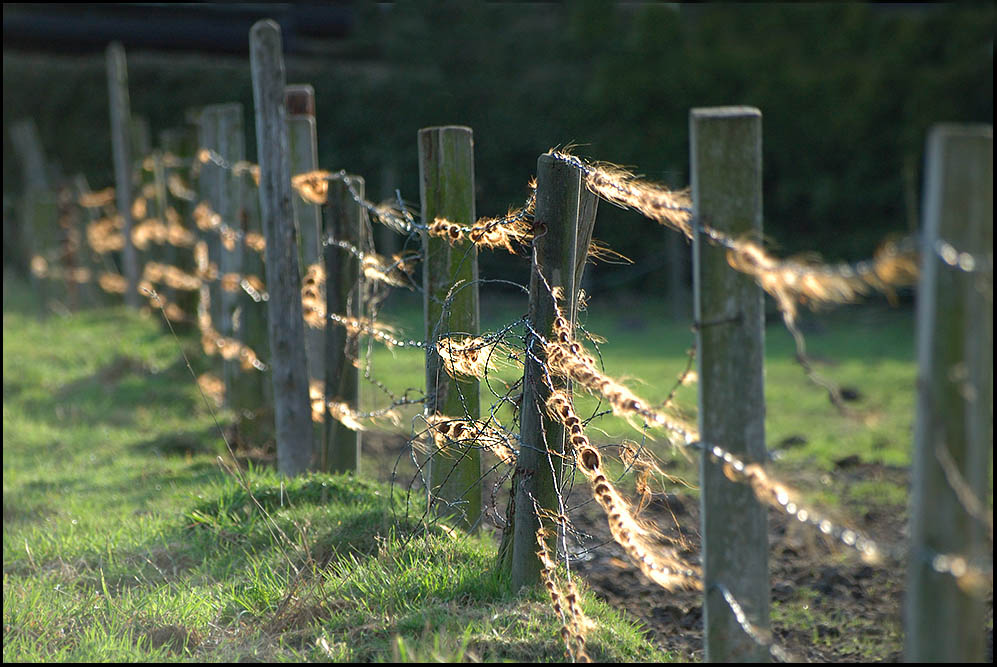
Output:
[
  {"left": 6, "top": 276, "right": 953, "bottom": 661},
  {"left": 4, "top": 12, "right": 991, "bottom": 662}
]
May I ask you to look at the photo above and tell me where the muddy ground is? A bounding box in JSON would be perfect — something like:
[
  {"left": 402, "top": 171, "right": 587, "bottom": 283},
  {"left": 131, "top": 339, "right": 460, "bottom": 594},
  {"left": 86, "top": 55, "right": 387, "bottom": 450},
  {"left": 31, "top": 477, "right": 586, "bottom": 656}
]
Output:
[{"left": 333, "top": 431, "right": 993, "bottom": 662}]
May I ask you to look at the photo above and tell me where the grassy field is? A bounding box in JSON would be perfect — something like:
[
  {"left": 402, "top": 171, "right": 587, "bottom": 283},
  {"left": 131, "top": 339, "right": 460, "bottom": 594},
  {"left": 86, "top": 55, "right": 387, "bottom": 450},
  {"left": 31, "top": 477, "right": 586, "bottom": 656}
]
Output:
[
  {"left": 2, "top": 279, "right": 669, "bottom": 662},
  {"left": 4, "top": 276, "right": 929, "bottom": 661},
  {"left": 369, "top": 287, "right": 919, "bottom": 499}
]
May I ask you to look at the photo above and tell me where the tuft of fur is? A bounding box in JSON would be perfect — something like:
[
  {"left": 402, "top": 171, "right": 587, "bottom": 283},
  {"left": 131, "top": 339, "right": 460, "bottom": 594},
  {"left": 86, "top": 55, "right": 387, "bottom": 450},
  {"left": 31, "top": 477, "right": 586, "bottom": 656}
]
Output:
[
  {"left": 435, "top": 336, "right": 513, "bottom": 379},
  {"left": 291, "top": 170, "right": 333, "bottom": 205},
  {"left": 423, "top": 414, "right": 517, "bottom": 465},
  {"left": 546, "top": 390, "right": 702, "bottom": 591},
  {"left": 535, "top": 523, "right": 593, "bottom": 663}
]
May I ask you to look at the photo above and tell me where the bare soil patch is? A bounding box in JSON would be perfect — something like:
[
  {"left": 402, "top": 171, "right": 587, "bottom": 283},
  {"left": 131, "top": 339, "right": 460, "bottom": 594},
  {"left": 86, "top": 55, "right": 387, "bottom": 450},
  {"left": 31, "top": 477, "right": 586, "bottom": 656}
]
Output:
[{"left": 361, "top": 432, "right": 993, "bottom": 662}]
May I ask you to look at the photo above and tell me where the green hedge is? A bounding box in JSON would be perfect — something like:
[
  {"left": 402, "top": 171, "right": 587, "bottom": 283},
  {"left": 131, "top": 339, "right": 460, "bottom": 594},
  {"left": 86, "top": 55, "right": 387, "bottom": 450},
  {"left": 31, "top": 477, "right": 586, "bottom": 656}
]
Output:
[{"left": 3, "top": 3, "right": 992, "bottom": 292}]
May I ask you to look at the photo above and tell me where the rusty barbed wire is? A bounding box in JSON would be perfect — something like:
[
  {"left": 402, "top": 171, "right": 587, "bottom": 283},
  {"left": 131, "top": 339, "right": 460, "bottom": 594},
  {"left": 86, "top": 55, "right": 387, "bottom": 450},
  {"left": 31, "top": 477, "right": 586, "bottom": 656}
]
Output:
[
  {"left": 435, "top": 335, "right": 516, "bottom": 379},
  {"left": 535, "top": 518, "right": 593, "bottom": 663},
  {"left": 319, "top": 240, "right": 420, "bottom": 289},
  {"left": 922, "top": 548, "right": 993, "bottom": 597},
  {"left": 541, "top": 288, "right": 699, "bottom": 444},
  {"left": 534, "top": 264, "right": 892, "bottom": 566},
  {"left": 141, "top": 151, "right": 190, "bottom": 172},
  {"left": 30, "top": 141, "right": 991, "bottom": 663},
  {"left": 423, "top": 414, "right": 519, "bottom": 466},
  {"left": 548, "top": 149, "right": 923, "bottom": 320},
  {"left": 714, "top": 583, "right": 796, "bottom": 662},
  {"left": 545, "top": 389, "right": 703, "bottom": 591},
  {"left": 325, "top": 313, "right": 426, "bottom": 349}
]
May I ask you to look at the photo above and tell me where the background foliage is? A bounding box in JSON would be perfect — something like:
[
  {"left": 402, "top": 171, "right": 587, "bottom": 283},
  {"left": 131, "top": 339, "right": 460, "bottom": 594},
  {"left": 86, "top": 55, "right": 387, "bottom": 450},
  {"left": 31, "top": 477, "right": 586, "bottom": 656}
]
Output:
[{"left": 3, "top": 2, "right": 993, "bottom": 293}]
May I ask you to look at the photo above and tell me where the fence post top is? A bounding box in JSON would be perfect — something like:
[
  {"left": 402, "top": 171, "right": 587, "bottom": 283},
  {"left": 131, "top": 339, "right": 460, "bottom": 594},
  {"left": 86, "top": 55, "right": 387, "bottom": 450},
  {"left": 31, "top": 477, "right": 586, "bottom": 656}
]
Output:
[
  {"left": 928, "top": 123, "right": 993, "bottom": 142},
  {"left": 418, "top": 125, "right": 473, "bottom": 137},
  {"left": 537, "top": 152, "right": 581, "bottom": 174},
  {"left": 285, "top": 85, "right": 315, "bottom": 117},
  {"left": 250, "top": 18, "right": 281, "bottom": 36},
  {"left": 691, "top": 106, "right": 761, "bottom": 120}
]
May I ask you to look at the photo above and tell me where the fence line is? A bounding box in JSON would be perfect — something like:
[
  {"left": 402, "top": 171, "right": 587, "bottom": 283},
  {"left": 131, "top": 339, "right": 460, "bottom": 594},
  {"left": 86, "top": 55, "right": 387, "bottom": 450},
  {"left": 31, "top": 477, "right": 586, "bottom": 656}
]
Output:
[
  {"left": 106, "top": 41, "right": 140, "bottom": 308},
  {"left": 21, "top": 126, "right": 988, "bottom": 664},
  {"left": 29, "top": 152, "right": 985, "bottom": 588},
  {"left": 23, "top": 129, "right": 986, "bottom": 542},
  {"left": 13, "top": 26, "right": 992, "bottom": 663}
]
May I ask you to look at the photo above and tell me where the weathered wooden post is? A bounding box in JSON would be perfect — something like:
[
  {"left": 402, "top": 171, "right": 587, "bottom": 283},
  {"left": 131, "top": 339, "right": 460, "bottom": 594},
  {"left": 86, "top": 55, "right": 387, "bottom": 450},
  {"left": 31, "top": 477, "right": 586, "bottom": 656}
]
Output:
[
  {"left": 10, "top": 119, "right": 58, "bottom": 311},
  {"left": 149, "top": 151, "right": 174, "bottom": 308},
  {"left": 159, "top": 126, "right": 200, "bottom": 321},
  {"left": 231, "top": 154, "right": 273, "bottom": 440},
  {"left": 131, "top": 116, "right": 151, "bottom": 162},
  {"left": 9, "top": 119, "right": 49, "bottom": 193},
  {"left": 666, "top": 216, "right": 689, "bottom": 319},
  {"left": 502, "top": 153, "right": 599, "bottom": 590},
  {"left": 286, "top": 84, "right": 326, "bottom": 456},
  {"left": 691, "top": 107, "right": 770, "bottom": 663},
  {"left": 106, "top": 42, "right": 140, "bottom": 308},
  {"left": 212, "top": 103, "right": 248, "bottom": 402},
  {"left": 418, "top": 126, "right": 482, "bottom": 529},
  {"left": 133, "top": 130, "right": 167, "bottom": 313},
  {"left": 323, "top": 177, "right": 364, "bottom": 473},
  {"left": 70, "top": 174, "right": 104, "bottom": 306},
  {"left": 196, "top": 107, "right": 224, "bottom": 333},
  {"left": 906, "top": 124, "right": 992, "bottom": 663},
  {"left": 250, "top": 19, "right": 315, "bottom": 476}
]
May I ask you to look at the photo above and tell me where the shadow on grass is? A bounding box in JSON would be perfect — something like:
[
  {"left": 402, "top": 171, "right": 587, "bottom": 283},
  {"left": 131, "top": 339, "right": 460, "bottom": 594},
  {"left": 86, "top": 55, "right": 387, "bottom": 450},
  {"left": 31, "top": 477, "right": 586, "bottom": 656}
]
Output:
[
  {"left": 14, "top": 351, "right": 221, "bottom": 429},
  {"left": 129, "top": 427, "right": 229, "bottom": 459},
  {"left": 2, "top": 492, "right": 58, "bottom": 526},
  {"left": 53, "top": 472, "right": 455, "bottom": 598}
]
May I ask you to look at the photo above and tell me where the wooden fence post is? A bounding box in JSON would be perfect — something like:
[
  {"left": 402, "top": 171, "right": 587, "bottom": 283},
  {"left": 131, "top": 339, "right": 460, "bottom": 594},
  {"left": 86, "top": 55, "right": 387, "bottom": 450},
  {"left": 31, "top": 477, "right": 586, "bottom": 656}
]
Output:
[
  {"left": 250, "top": 18, "right": 315, "bottom": 476},
  {"left": 378, "top": 162, "right": 401, "bottom": 258},
  {"left": 133, "top": 131, "right": 165, "bottom": 314},
  {"left": 231, "top": 155, "right": 273, "bottom": 441},
  {"left": 666, "top": 222, "right": 689, "bottom": 319},
  {"left": 131, "top": 116, "right": 151, "bottom": 162},
  {"left": 286, "top": 84, "right": 326, "bottom": 457},
  {"left": 70, "top": 174, "right": 104, "bottom": 306},
  {"left": 10, "top": 119, "right": 57, "bottom": 312},
  {"left": 418, "top": 126, "right": 481, "bottom": 530},
  {"left": 10, "top": 119, "right": 49, "bottom": 192},
  {"left": 106, "top": 42, "right": 140, "bottom": 308},
  {"left": 149, "top": 151, "right": 174, "bottom": 310},
  {"left": 691, "top": 106, "right": 770, "bottom": 663},
  {"left": 323, "top": 177, "right": 364, "bottom": 473},
  {"left": 212, "top": 104, "right": 247, "bottom": 403},
  {"left": 503, "top": 153, "right": 599, "bottom": 591},
  {"left": 74, "top": 174, "right": 121, "bottom": 302},
  {"left": 196, "top": 107, "right": 224, "bottom": 335},
  {"left": 159, "top": 126, "right": 200, "bottom": 321},
  {"left": 906, "top": 124, "right": 992, "bottom": 663}
]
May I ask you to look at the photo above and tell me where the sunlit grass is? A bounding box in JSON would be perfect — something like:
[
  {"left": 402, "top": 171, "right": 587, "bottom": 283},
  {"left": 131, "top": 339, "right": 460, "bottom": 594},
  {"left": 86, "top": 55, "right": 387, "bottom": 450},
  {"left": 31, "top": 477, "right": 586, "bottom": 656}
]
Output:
[
  {"left": 3, "top": 279, "right": 671, "bottom": 662},
  {"left": 367, "top": 289, "right": 917, "bottom": 506}
]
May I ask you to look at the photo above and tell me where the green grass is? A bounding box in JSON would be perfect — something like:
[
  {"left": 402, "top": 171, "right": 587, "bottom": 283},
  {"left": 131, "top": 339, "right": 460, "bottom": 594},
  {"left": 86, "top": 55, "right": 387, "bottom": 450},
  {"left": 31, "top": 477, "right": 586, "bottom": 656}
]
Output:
[
  {"left": 4, "top": 273, "right": 929, "bottom": 662},
  {"left": 770, "top": 586, "right": 904, "bottom": 662},
  {"left": 3, "top": 278, "right": 671, "bottom": 662},
  {"left": 368, "top": 288, "right": 918, "bottom": 508}
]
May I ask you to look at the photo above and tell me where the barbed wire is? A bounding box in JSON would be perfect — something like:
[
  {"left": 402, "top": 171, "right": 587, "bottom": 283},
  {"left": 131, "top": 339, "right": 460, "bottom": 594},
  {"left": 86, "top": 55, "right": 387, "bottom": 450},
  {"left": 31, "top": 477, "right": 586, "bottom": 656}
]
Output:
[{"left": 26, "top": 140, "right": 993, "bottom": 664}]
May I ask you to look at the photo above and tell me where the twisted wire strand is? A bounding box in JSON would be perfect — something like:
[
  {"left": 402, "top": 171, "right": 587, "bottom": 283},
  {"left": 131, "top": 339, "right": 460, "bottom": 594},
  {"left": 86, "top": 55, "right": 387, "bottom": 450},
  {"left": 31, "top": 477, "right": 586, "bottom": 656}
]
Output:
[{"left": 37, "top": 143, "right": 992, "bottom": 651}]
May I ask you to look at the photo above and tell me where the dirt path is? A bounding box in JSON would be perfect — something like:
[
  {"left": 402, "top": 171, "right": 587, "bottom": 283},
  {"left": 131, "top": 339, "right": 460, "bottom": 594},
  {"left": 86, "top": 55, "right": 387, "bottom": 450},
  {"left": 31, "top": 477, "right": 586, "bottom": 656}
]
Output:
[{"left": 349, "top": 432, "right": 994, "bottom": 662}]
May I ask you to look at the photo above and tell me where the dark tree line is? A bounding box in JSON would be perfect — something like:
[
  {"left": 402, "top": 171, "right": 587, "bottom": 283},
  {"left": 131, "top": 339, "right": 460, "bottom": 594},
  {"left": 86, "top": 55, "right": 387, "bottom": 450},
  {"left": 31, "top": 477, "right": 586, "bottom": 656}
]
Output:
[{"left": 4, "top": 2, "right": 993, "bottom": 293}]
